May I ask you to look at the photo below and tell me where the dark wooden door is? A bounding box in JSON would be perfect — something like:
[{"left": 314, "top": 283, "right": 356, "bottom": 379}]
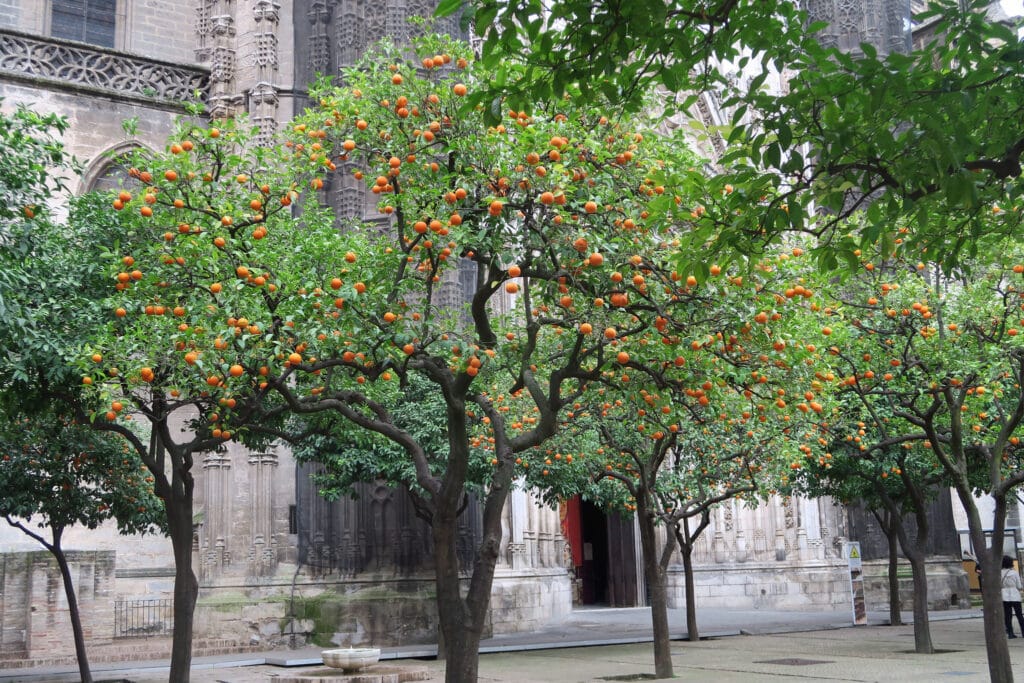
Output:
[{"left": 606, "top": 512, "right": 638, "bottom": 607}]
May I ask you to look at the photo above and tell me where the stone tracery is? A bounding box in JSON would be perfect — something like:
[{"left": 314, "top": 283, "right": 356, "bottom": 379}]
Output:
[{"left": 0, "top": 29, "right": 208, "bottom": 104}]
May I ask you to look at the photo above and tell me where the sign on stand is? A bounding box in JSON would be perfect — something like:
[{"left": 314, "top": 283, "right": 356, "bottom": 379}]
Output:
[{"left": 845, "top": 541, "right": 867, "bottom": 625}]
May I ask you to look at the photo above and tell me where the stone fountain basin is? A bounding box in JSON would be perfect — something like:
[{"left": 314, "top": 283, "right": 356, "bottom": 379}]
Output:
[{"left": 321, "top": 647, "right": 382, "bottom": 672}]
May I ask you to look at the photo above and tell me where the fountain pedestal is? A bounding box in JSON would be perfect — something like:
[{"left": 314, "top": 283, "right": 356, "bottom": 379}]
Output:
[{"left": 270, "top": 648, "right": 429, "bottom": 683}]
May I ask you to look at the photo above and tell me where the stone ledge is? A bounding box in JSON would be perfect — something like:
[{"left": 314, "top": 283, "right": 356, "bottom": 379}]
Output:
[{"left": 0, "top": 28, "right": 208, "bottom": 111}]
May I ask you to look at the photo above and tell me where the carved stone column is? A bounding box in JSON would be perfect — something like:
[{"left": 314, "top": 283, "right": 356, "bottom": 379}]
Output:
[
  {"left": 508, "top": 488, "right": 528, "bottom": 569},
  {"left": 712, "top": 506, "right": 727, "bottom": 563},
  {"left": 806, "top": 0, "right": 911, "bottom": 57},
  {"left": 385, "top": 0, "right": 410, "bottom": 44},
  {"left": 249, "top": 0, "right": 281, "bottom": 145},
  {"left": 774, "top": 496, "right": 788, "bottom": 561},
  {"left": 734, "top": 500, "right": 749, "bottom": 563},
  {"left": 248, "top": 452, "right": 279, "bottom": 577},
  {"left": 201, "top": 453, "right": 233, "bottom": 579},
  {"left": 753, "top": 502, "right": 768, "bottom": 557},
  {"left": 308, "top": 0, "right": 333, "bottom": 75},
  {"left": 721, "top": 497, "right": 736, "bottom": 562},
  {"left": 206, "top": 0, "right": 242, "bottom": 118}
]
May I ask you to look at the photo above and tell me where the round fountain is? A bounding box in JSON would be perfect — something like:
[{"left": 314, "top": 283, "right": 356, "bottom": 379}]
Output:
[
  {"left": 271, "top": 647, "right": 429, "bottom": 683},
  {"left": 322, "top": 647, "right": 381, "bottom": 672}
]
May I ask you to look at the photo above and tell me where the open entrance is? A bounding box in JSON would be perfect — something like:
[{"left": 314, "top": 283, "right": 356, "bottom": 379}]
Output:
[{"left": 561, "top": 497, "right": 640, "bottom": 607}]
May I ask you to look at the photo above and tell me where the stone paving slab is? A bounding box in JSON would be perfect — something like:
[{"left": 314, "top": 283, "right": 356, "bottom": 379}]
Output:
[
  {"left": 192, "top": 618, "right": 1020, "bottom": 683},
  {"left": 0, "top": 607, "right": 1004, "bottom": 683}
]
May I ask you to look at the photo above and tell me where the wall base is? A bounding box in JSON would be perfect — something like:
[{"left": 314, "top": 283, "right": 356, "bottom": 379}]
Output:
[
  {"left": 861, "top": 557, "right": 970, "bottom": 612},
  {"left": 192, "top": 565, "right": 573, "bottom": 650},
  {"left": 666, "top": 560, "right": 850, "bottom": 610}
]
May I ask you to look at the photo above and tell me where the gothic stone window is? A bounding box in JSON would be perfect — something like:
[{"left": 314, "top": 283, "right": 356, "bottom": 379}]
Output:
[
  {"left": 50, "top": 0, "right": 117, "bottom": 48},
  {"left": 81, "top": 144, "right": 142, "bottom": 195}
]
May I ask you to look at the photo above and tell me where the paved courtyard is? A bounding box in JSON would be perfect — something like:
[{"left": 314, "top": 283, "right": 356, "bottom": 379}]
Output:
[
  {"left": 5, "top": 607, "right": 1023, "bottom": 683},
  {"left": 164, "top": 617, "right": 1024, "bottom": 683}
]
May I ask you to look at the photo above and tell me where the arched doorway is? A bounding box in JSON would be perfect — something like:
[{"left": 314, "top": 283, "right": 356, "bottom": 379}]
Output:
[{"left": 562, "top": 497, "right": 640, "bottom": 607}]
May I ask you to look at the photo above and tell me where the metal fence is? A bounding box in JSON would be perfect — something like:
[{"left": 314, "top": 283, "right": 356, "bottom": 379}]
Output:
[{"left": 113, "top": 599, "right": 174, "bottom": 638}]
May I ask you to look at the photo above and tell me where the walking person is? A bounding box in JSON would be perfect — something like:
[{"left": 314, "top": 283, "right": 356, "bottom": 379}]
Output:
[{"left": 1001, "top": 555, "right": 1024, "bottom": 639}]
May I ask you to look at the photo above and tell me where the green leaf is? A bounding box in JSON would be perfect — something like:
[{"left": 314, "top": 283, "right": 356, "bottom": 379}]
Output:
[{"left": 433, "top": 0, "right": 462, "bottom": 17}]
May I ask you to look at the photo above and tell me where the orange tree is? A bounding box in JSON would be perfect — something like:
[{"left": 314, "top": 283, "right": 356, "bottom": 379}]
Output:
[
  {"left": 0, "top": 124, "right": 163, "bottom": 680},
  {"left": 516, "top": 247, "right": 831, "bottom": 676},
  {"left": 786, "top": 410, "right": 950, "bottom": 645},
  {"left": 85, "top": 34, "right": 697, "bottom": 683},
  {"left": 79, "top": 114, "right": 328, "bottom": 681},
  {"left": 0, "top": 406, "right": 163, "bottom": 683},
  {"left": 782, "top": 257, "right": 962, "bottom": 653},
  {"left": 265, "top": 35, "right": 707, "bottom": 682},
  {"left": 451, "top": 0, "right": 1024, "bottom": 273},
  {"left": 785, "top": 234, "right": 1024, "bottom": 679}
]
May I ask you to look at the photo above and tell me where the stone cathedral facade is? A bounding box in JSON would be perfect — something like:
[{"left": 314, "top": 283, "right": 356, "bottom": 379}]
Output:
[{"left": 0, "top": 0, "right": 969, "bottom": 667}]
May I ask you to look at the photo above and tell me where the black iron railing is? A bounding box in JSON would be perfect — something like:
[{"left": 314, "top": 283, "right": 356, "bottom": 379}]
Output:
[{"left": 113, "top": 599, "right": 174, "bottom": 638}]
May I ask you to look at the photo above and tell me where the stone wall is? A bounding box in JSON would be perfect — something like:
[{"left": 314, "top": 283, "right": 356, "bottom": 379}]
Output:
[
  {"left": 490, "top": 567, "right": 572, "bottom": 635},
  {"left": 0, "top": 0, "right": 197, "bottom": 64},
  {"left": 189, "top": 567, "right": 572, "bottom": 650},
  {"left": 861, "top": 558, "right": 971, "bottom": 612},
  {"left": 665, "top": 560, "right": 851, "bottom": 611},
  {"left": 0, "top": 550, "right": 115, "bottom": 662}
]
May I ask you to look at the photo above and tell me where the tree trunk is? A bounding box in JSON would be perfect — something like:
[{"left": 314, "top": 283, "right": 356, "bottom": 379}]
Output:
[
  {"left": 51, "top": 532, "right": 93, "bottom": 683},
  {"left": 432, "top": 479, "right": 511, "bottom": 683},
  {"left": 961, "top": 489, "right": 1013, "bottom": 683},
  {"left": 635, "top": 497, "right": 673, "bottom": 678},
  {"left": 432, "top": 509, "right": 475, "bottom": 683},
  {"left": 905, "top": 550, "right": 934, "bottom": 653},
  {"left": 681, "top": 542, "right": 698, "bottom": 642},
  {"left": 885, "top": 522, "right": 902, "bottom": 626},
  {"left": 167, "top": 493, "right": 198, "bottom": 683}
]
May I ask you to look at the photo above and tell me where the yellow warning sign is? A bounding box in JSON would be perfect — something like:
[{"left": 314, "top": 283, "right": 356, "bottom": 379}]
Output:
[{"left": 849, "top": 546, "right": 860, "bottom": 559}]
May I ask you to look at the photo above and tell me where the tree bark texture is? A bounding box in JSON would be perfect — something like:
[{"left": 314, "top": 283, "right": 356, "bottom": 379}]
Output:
[
  {"left": 52, "top": 533, "right": 93, "bottom": 683},
  {"left": 167, "top": 494, "right": 198, "bottom": 683},
  {"left": 635, "top": 497, "right": 673, "bottom": 678}
]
